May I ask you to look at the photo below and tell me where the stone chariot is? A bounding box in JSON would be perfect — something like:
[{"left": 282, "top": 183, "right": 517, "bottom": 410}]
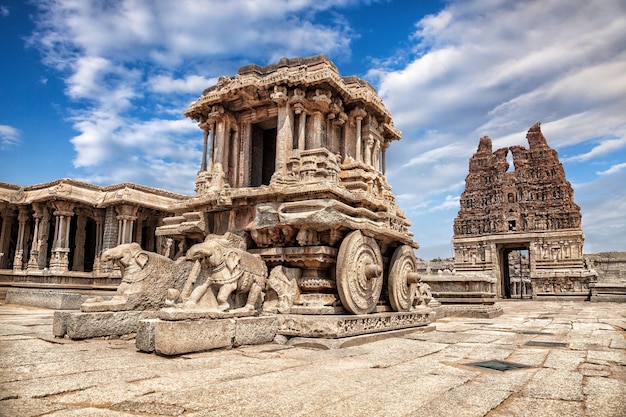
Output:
[{"left": 156, "top": 55, "right": 430, "bottom": 319}]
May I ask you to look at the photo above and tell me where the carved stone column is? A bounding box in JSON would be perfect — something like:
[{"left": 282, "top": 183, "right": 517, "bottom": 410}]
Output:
[
  {"left": 27, "top": 203, "right": 44, "bottom": 271},
  {"left": 365, "top": 135, "right": 374, "bottom": 167},
  {"left": 38, "top": 206, "right": 51, "bottom": 269},
  {"left": 208, "top": 121, "right": 216, "bottom": 170},
  {"left": 310, "top": 111, "right": 324, "bottom": 149},
  {"left": 12, "top": 206, "right": 30, "bottom": 271},
  {"left": 381, "top": 141, "right": 389, "bottom": 174},
  {"left": 310, "top": 89, "right": 331, "bottom": 149},
  {"left": 50, "top": 201, "right": 75, "bottom": 272},
  {"left": 297, "top": 109, "right": 307, "bottom": 150},
  {"left": 352, "top": 108, "right": 367, "bottom": 162},
  {"left": 115, "top": 204, "right": 138, "bottom": 245},
  {"left": 373, "top": 138, "right": 381, "bottom": 172},
  {"left": 200, "top": 121, "right": 210, "bottom": 172},
  {"left": 92, "top": 210, "right": 105, "bottom": 272},
  {"left": 229, "top": 126, "right": 240, "bottom": 187},
  {"left": 134, "top": 209, "right": 148, "bottom": 247},
  {"left": 270, "top": 85, "right": 293, "bottom": 181},
  {"left": 210, "top": 105, "right": 226, "bottom": 171}
]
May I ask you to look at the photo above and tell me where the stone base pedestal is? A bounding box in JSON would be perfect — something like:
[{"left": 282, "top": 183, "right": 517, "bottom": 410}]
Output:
[
  {"left": 421, "top": 274, "right": 496, "bottom": 304},
  {"left": 278, "top": 308, "right": 435, "bottom": 338},
  {"left": 589, "top": 282, "right": 626, "bottom": 302},
  {"left": 6, "top": 289, "right": 85, "bottom": 310},
  {"left": 136, "top": 315, "right": 279, "bottom": 356},
  {"left": 53, "top": 310, "right": 156, "bottom": 339}
]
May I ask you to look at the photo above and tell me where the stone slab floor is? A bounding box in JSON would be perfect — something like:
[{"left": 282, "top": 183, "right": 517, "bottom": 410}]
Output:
[{"left": 0, "top": 301, "right": 624, "bottom": 417}]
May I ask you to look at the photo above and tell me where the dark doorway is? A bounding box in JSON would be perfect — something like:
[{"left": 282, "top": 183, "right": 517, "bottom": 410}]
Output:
[
  {"left": 250, "top": 120, "right": 277, "bottom": 187},
  {"left": 84, "top": 218, "right": 97, "bottom": 272},
  {"left": 501, "top": 246, "right": 531, "bottom": 299}
]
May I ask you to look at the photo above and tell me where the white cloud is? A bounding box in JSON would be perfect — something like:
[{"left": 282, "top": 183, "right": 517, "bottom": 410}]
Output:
[
  {"left": 597, "top": 162, "right": 626, "bottom": 176},
  {"left": 1, "top": 6, "right": 9, "bottom": 17},
  {"left": 0, "top": 124, "right": 20, "bottom": 148},
  {"left": 148, "top": 74, "right": 218, "bottom": 94},
  {"left": 563, "top": 136, "right": 626, "bottom": 163}
]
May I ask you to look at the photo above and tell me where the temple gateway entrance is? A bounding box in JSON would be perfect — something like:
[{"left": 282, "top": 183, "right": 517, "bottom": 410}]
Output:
[{"left": 498, "top": 244, "right": 531, "bottom": 299}]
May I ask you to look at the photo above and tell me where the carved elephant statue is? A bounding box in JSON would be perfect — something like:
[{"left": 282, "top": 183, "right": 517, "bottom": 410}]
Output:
[
  {"left": 81, "top": 242, "right": 191, "bottom": 312},
  {"left": 181, "top": 234, "right": 268, "bottom": 313}
]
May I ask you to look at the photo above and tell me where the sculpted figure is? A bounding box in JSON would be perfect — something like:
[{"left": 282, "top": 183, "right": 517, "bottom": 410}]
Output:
[
  {"left": 264, "top": 265, "right": 302, "bottom": 313},
  {"left": 178, "top": 233, "right": 268, "bottom": 313},
  {"left": 82, "top": 242, "right": 190, "bottom": 312},
  {"left": 409, "top": 276, "right": 432, "bottom": 309}
]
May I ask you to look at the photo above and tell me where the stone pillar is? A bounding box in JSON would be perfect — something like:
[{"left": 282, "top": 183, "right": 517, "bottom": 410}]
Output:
[
  {"left": 200, "top": 123, "right": 210, "bottom": 172},
  {"left": 381, "top": 143, "right": 388, "bottom": 174},
  {"left": 297, "top": 110, "right": 307, "bottom": 150},
  {"left": 211, "top": 105, "right": 226, "bottom": 171},
  {"left": 373, "top": 139, "right": 381, "bottom": 172},
  {"left": 290, "top": 88, "right": 306, "bottom": 151},
  {"left": 38, "top": 206, "right": 51, "bottom": 269},
  {"left": 208, "top": 122, "right": 216, "bottom": 171},
  {"left": 72, "top": 210, "right": 87, "bottom": 272},
  {"left": 12, "top": 206, "right": 30, "bottom": 271},
  {"left": 115, "top": 205, "right": 138, "bottom": 245},
  {"left": 134, "top": 210, "right": 146, "bottom": 247},
  {"left": 270, "top": 85, "right": 293, "bottom": 180},
  {"left": 92, "top": 210, "right": 105, "bottom": 272},
  {"left": 352, "top": 108, "right": 367, "bottom": 162},
  {"left": 240, "top": 122, "right": 252, "bottom": 187},
  {"left": 310, "top": 89, "right": 331, "bottom": 149},
  {"left": 310, "top": 111, "right": 324, "bottom": 149},
  {"left": 50, "top": 201, "right": 75, "bottom": 272},
  {"left": 365, "top": 135, "right": 374, "bottom": 167},
  {"left": 230, "top": 127, "right": 240, "bottom": 187},
  {"left": 27, "top": 203, "right": 43, "bottom": 271}
]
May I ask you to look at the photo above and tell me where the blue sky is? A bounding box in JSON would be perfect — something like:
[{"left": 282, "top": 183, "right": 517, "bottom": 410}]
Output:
[{"left": 1, "top": 0, "right": 625, "bottom": 260}]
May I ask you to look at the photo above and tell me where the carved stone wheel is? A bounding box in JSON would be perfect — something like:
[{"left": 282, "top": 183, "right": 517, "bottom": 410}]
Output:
[
  {"left": 336, "top": 230, "right": 383, "bottom": 315},
  {"left": 388, "top": 245, "right": 419, "bottom": 312}
]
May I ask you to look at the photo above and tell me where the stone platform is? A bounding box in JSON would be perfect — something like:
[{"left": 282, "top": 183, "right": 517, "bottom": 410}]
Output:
[
  {"left": 5, "top": 289, "right": 86, "bottom": 310},
  {"left": 135, "top": 309, "right": 436, "bottom": 355}
]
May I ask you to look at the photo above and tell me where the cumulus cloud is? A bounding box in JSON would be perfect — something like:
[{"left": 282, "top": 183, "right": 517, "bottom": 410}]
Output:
[
  {"left": 0, "top": 124, "right": 20, "bottom": 148},
  {"left": 376, "top": 0, "right": 626, "bottom": 255}
]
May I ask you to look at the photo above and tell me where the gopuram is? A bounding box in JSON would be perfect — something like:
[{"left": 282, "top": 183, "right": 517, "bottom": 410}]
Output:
[
  {"left": 52, "top": 55, "right": 437, "bottom": 354},
  {"left": 424, "top": 122, "right": 596, "bottom": 304}
]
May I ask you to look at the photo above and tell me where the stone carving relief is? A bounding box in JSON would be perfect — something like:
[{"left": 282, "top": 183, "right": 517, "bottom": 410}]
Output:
[
  {"left": 81, "top": 243, "right": 191, "bottom": 312},
  {"left": 170, "top": 233, "right": 268, "bottom": 313},
  {"left": 264, "top": 265, "right": 303, "bottom": 313}
]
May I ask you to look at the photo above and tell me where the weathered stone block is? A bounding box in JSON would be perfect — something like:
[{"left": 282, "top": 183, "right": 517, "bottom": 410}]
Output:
[
  {"left": 53, "top": 311, "right": 155, "bottom": 339},
  {"left": 233, "top": 316, "right": 279, "bottom": 347},
  {"left": 135, "top": 318, "right": 159, "bottom": 353},
  {"left": 6, "top": 289, "right": 85, "bottom": 310},
  {"left": 153, "top": 318, "right": 235, "bottom": 356},
  {"left": 279, "top": 309, "right": 435, "bottom": 338}
]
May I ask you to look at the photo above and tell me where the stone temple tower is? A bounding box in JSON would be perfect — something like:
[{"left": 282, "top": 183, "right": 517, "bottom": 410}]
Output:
[{"left": 449, "top": 122, "right": 596, "bottom": 301}]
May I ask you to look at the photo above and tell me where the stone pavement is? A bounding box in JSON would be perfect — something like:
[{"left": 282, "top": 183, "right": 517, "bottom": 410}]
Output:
[{"left": 0, "top": 301, "right": 624, "bottom": 417}]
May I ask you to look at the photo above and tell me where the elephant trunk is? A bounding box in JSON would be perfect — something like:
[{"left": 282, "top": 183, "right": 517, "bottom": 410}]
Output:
[{"left": 186, "top": 245, "right": 211, "bottom": 262}]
